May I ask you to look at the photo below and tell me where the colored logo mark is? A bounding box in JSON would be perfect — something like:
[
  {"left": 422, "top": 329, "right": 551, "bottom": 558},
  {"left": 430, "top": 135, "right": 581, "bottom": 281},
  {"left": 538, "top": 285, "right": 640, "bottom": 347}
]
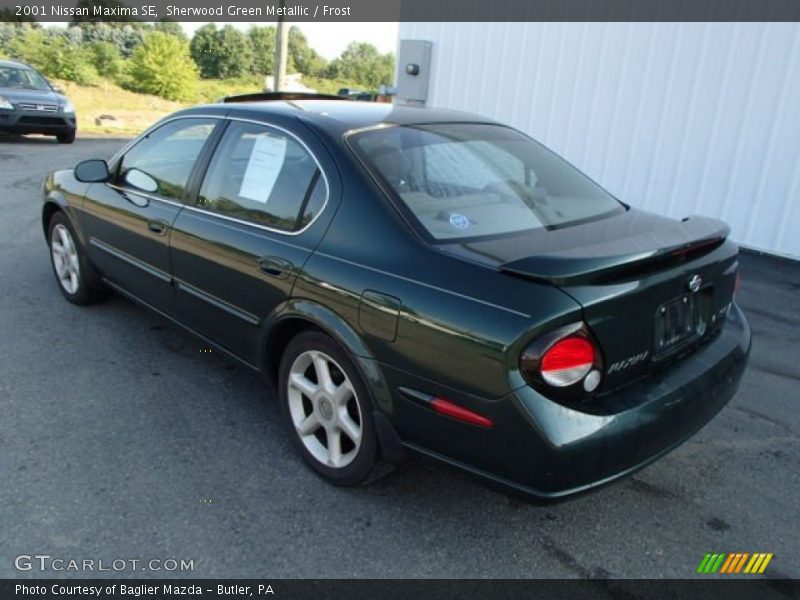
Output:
[{"left": 696, "top": 552, "right": 773, "bottom": 574}]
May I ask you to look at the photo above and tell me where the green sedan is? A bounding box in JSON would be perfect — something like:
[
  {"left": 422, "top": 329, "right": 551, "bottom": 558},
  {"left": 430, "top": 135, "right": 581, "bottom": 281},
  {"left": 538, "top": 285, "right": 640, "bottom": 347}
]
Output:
[{"left": 41, "top": 94, "right": 750, "bottom": 501}]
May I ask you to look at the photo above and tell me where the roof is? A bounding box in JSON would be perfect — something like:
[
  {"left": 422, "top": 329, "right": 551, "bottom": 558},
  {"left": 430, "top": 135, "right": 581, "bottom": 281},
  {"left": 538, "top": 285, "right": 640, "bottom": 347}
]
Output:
[
  {"left": 188, "top": 99, "right": 498, "bottom": 136},
  {"left": 0, "top": 59, "right": 31, "bottom": 69}
]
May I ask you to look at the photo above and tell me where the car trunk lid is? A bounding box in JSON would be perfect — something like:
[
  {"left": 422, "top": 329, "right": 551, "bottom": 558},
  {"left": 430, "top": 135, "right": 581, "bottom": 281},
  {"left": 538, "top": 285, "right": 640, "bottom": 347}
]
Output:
[{"left": 438, "top": 209, "right": 739, "bottom": 390}]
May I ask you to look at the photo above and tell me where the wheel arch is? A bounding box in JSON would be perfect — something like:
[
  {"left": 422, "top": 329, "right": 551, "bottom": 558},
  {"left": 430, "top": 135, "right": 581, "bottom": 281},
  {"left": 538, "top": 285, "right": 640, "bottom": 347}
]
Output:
[{"left": 42, "top": 195, "right": 85, "bottom": 246}]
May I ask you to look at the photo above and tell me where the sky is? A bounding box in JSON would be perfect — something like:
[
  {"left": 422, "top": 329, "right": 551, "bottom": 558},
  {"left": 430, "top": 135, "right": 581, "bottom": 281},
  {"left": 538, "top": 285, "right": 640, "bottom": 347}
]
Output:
[{"left": 41, "top": 21, "right": 399, "bottom": 60}]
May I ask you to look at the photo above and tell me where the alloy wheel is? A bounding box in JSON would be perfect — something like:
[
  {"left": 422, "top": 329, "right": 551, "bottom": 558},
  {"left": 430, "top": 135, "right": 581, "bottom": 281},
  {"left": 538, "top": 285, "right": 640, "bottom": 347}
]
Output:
[
  {"left": 287, "top": 350, "right": 363, "bottom": 469},
  {"left": 51, "top": 223, "right": 80, "bottom": 295}
]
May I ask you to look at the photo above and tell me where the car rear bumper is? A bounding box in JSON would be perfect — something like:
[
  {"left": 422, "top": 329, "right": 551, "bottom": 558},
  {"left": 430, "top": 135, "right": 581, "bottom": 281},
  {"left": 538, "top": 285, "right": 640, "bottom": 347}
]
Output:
[
  {"left": 0, "top": 111, "right": 76, "bottom": 135},
  {"left": 392, "top": 302, "right": 751, "bottom": 502}
]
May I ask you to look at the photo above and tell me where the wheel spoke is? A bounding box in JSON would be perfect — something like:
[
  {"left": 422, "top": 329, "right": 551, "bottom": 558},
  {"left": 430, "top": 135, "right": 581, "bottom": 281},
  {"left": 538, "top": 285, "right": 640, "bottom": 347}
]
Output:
[
  {"left": 52, "top": 241, "right": 65, "bottom": 255},
  {"left": 338, "top": 413, "right": 361, "bottom": 444},
  {"left": 297, "top": 412, "right": 320, "bottom": 436},
  {"left": 313, "top": 354, "right": 334, "bottom": 392},
  {"left": 53, "top": 254, "right": 66, "bottom": 278},
  {"left": 58, "top": 226, "right": 70, "bottom": 250},
  {"left": 326, "top": 428, "right": 342, "bottom": 467},
  {"left": 289, "top": 373, "right": 318, "bottom": 399},
  {"left": 69, "top": 271, "right": 78, "bottom": 293},
  {"left": 332, "top": 381, "right": 353, "bottom": 406}
]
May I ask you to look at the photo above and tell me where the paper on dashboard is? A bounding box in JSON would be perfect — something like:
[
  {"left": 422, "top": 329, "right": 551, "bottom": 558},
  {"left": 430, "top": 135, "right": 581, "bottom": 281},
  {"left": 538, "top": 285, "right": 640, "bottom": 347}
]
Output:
[{"left": 239, "top": 135, "right": 287, "bottom": 203}]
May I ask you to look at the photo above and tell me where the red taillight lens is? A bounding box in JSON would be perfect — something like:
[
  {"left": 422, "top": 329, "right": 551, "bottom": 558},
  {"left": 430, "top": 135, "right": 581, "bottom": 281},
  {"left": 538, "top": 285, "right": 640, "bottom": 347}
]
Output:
[{"left": 540, "top": 337, "right": 595, "bottom": 387}]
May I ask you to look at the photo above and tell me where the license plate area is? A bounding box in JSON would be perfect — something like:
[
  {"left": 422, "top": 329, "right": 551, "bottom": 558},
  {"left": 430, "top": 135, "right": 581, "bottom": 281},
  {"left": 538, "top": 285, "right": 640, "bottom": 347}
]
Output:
[{"left": 654, "top": 294, "right": 698, "bottom": 357}]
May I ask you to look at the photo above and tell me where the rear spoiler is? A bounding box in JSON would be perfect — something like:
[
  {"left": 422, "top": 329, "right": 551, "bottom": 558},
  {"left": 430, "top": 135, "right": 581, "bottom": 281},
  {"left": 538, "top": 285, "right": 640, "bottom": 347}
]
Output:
[
  {"left": 219, "top": 92, "right": 347, "bottom": 103},
  {"left": 500, "top": 216, "right": 730, "bottom": 286}
]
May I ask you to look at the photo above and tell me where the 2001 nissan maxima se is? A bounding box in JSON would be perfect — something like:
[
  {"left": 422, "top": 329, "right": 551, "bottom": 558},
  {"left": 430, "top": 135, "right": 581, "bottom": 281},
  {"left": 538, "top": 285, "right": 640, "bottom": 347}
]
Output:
[{"left": 42, "top": 95, "right": 751, "bottom": 501}]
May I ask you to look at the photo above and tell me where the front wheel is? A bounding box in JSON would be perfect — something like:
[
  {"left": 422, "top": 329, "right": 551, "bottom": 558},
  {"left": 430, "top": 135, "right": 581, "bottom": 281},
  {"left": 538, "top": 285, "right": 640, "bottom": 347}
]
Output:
[
  {"left": 48, "top": 212, "right": 105, "bottom": 305},
  {"left": 278, "top": 331, "right": 378, "bottom": 485},
  {"left": 57, "top": 130, "right": 76, "bottom": 144}
]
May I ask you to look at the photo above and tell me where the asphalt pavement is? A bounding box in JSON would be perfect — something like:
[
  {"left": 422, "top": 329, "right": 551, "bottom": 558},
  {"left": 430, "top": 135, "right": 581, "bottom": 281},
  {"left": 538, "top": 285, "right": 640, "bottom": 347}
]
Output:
[{"left": 0, "top": 134, "right": 798, "bottom": 580}]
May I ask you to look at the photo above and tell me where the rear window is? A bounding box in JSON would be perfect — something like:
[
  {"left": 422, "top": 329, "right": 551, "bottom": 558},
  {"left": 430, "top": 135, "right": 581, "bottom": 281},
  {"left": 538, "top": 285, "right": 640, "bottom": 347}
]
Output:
[{"left": 349, "top": 123, "right": 624, "bottom": 241}]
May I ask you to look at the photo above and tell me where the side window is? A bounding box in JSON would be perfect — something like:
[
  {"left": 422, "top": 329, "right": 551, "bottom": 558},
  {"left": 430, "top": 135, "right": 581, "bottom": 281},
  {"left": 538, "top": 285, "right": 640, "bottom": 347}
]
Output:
[
  {"left": 117, "top": 119, "right": 217, "bottom": 201},
  {"left": 197, "top": 121, "right": 323, "bottom": 232}
]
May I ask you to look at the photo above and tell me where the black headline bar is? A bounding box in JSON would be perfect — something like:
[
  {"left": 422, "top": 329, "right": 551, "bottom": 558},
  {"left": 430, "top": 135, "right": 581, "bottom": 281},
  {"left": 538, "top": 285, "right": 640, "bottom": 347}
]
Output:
[
  {"left": 3, "top": 0, "right": 800, "bottom": 22},
  {"left": 2, "top": 579, "right": 799, "bottom": 600}
]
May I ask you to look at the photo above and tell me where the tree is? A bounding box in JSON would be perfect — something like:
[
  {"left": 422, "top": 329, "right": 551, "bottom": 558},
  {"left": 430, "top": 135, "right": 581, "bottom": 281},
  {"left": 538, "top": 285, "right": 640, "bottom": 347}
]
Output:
[
  {"left": 127, "top": 32, "right": 197, "bottom": 100},
  {"left": 189, "top": 23, "right": 218, "bottom": 78},
  {"left": 326, "top": 42, "right": 395, "bottom": 89},
  {"left": 7, "top": 28, "right": 98, "bottom": 85},
  {"left": 73, "top": 22, "right": 145, "bottom": 57},
  {"left": 288, "top": 26, "right": 327, "bottom": 77},
  {"left": 214, "top": 25, "right": 252, "bottom": 79},
  {"left": 153, "top": 21, "right": 186, "bottom": 41},
  {"left": 89, "top": 40, "right": 124, "bottom": 80},
  {"left": 248, "top": 26, "right": 275, "bottom": 76},
  {"left": 190, "top": 24, "right": 253, "bottom": 79}
]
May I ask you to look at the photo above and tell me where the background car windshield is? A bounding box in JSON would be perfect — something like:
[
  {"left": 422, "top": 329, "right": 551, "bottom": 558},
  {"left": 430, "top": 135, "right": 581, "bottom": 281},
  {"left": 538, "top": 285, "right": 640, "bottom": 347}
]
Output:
[
  {"left": 0, "top": 66, "right": 51, "bottom": 91},
  {"left": 351, "top": 123, "right": 624, "bottom": 241}
]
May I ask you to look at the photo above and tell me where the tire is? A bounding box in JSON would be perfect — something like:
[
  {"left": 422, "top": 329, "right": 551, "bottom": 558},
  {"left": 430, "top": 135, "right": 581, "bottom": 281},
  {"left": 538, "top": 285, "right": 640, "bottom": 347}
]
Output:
[
  {"left": 47, "top": 212, "right": 105, "bottom": 305},
  {"left": 278, "top": 331, "right": 378, "bottom": 485},
  {"left": 57, "top": 130, "right": 76, "bottom": 144}
]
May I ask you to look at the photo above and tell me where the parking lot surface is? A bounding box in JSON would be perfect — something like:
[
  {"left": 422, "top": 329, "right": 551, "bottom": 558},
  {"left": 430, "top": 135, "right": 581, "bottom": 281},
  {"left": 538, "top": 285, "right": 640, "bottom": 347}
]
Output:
[{"left": 1, "top": 135, "right": 798, "bottom": 579}]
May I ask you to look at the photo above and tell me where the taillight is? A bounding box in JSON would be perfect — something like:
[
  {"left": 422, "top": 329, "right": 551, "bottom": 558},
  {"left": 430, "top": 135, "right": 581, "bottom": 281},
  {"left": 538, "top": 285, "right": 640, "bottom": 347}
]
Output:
[
  {"left": 520, "top": 322, "right": 604, "bottom": 397},
  {"left": 540, "top": 337, "right": 595, "bottom": 387},
  {"left": 734, "top": 271, "right": 741, "bottom": 295}
]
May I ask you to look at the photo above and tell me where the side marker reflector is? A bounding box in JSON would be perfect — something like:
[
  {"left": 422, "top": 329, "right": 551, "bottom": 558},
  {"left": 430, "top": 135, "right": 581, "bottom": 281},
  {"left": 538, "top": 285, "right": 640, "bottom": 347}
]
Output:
[{"left": 431, "top": 397, "right": 493, "bottom": 428}]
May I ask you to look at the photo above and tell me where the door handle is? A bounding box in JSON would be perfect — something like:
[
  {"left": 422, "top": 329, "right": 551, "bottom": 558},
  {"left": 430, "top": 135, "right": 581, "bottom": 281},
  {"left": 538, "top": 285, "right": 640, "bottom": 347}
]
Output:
[
  {"left": 148, "top": 219, "right": 169, "bottom": 236},
  {"left": 258, "top": 256, "right": 294, "bottom": 279}
]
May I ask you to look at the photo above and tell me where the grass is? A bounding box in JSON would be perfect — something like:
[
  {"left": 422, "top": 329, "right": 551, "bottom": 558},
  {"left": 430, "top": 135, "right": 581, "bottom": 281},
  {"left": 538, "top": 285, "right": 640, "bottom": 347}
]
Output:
[
  {"left": 56, "top": 79, "right": 186, "bottom": 136},
  {"left": 59, "top": 74, "right": 366, "bottom": 137}
]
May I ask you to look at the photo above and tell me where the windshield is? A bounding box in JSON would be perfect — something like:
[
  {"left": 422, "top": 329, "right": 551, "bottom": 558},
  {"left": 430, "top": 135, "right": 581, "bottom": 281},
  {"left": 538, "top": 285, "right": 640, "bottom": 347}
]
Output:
[
  {"left": 350, "top": 123, "right": 624, "bottom": 241},
  {"left": 0, "top": 66, "right": 52, "bottom": 91}
]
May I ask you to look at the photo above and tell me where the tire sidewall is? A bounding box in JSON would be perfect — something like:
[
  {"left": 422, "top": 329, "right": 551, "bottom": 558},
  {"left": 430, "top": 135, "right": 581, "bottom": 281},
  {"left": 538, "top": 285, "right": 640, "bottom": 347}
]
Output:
[{"left": 278, "top": 331, "right": 378, "bottom": 485}]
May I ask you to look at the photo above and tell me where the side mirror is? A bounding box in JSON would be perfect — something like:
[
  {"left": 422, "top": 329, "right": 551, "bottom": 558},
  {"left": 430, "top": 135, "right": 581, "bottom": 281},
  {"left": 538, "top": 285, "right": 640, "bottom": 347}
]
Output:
[
  {"left": 74, "top": 159, "right": 110, "bottom": 183},
  {"left": 52, "top": 85, "right": 64, "bottom": 95},
  {"left": 123, "top": 168, "right": 158, "bottom": 194}
]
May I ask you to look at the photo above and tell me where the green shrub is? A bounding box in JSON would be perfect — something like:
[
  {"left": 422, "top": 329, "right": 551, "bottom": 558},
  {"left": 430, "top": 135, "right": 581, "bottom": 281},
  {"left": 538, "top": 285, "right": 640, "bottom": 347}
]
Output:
[{"left": 126, "top": 32, "right": 197, "bottom": 101}]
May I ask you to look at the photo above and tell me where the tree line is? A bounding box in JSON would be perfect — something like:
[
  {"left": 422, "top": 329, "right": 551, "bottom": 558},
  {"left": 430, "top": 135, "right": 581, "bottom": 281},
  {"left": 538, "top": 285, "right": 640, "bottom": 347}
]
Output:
[{"left": 0, "top": 21, "right": 395, "bottom": 101}]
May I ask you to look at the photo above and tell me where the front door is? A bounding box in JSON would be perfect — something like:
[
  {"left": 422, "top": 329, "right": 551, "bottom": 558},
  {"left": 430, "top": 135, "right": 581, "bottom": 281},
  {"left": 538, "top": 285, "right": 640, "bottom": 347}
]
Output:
[
  {"left": 169, "top": 119, "right": 329, "bottom": 365},
  {"left": 81, "top": 118, "right": 219, "bottom": 312}
]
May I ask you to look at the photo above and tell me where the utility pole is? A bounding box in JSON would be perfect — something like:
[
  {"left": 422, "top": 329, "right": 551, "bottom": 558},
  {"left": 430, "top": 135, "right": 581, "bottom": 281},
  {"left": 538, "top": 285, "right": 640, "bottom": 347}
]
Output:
[{"left": 274, "top": 0, "right": 288, "bottom": 92}]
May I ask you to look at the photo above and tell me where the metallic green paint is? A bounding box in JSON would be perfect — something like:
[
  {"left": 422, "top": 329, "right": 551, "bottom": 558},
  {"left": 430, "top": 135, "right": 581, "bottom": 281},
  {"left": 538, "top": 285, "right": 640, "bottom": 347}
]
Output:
[{"left": 41, "top": 100, "right": 751, "bottom": 500}]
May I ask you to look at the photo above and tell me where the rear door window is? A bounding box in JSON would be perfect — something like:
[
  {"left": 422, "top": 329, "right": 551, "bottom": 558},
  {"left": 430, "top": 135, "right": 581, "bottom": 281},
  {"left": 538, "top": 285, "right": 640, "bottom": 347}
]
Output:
[{"left": 196, "top": 121, "right": 324, "bottom": 232}]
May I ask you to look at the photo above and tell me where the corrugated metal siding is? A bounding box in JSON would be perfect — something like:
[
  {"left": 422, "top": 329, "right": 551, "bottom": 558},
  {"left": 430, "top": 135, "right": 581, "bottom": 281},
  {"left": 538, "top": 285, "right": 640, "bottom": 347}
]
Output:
[{"left": 398, "top": 22, "right": 800, "bottom": 258}]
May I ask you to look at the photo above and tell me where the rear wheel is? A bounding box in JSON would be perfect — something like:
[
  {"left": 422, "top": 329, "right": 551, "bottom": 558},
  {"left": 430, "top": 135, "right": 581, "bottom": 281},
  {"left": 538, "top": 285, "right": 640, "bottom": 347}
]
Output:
[
  {"left": 278, "top": 331, "right": 378, "bottom": 485},
  {"left": 48, "top": 212, "right": 105, "bottom": 305}
]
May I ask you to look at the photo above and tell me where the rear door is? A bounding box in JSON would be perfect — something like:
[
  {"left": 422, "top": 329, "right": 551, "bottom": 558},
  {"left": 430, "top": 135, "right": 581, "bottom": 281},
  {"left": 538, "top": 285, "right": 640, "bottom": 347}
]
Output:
[
  {"left": 81, "top": 117, "right": 220, "bottom": 312},
  {"left": 169, "top": 118, "right": 329, "bottom": 365}
]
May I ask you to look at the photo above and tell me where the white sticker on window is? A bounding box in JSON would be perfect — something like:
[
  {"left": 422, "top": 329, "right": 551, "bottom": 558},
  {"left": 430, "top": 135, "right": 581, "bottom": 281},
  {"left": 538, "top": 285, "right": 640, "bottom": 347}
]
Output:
[{"left": 239, "top": 134, "right": 287, "bottom": 204}]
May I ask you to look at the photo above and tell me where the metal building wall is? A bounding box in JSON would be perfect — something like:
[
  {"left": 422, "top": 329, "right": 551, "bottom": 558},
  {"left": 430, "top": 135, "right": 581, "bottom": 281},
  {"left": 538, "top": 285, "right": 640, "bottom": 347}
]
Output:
[{"left": 398, "top": 22, "right": 800, "bottom": 259}]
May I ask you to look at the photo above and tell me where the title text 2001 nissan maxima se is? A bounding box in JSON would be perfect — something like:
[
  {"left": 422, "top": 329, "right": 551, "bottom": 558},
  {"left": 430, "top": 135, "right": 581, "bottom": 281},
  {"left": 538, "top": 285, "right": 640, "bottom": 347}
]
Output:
[{"left": 42, "top": 95, "right": 751, "bottom": 501}]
